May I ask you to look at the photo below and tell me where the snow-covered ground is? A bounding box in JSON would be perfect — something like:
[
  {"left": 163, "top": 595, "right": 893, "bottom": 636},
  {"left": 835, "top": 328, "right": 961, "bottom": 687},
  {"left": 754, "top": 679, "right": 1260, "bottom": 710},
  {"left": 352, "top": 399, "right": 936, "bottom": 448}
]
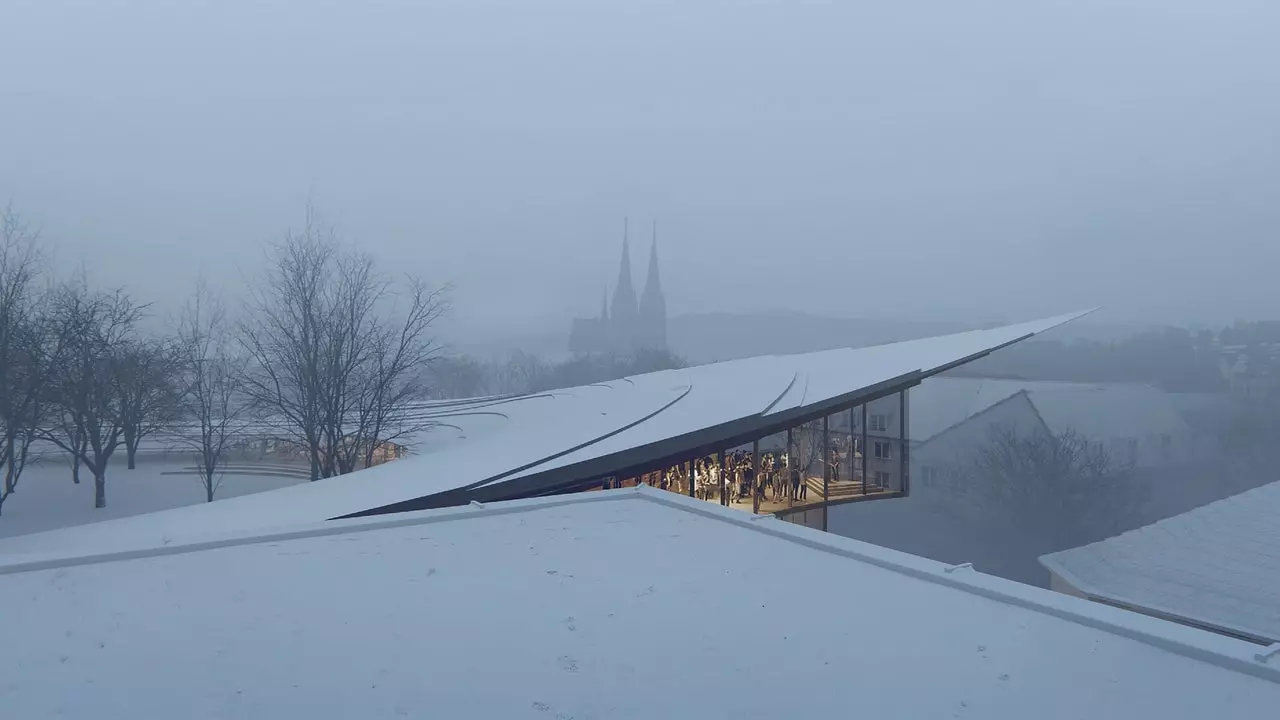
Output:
[{"left": 0, "top": 455, "right": 308, "bottom": 540}]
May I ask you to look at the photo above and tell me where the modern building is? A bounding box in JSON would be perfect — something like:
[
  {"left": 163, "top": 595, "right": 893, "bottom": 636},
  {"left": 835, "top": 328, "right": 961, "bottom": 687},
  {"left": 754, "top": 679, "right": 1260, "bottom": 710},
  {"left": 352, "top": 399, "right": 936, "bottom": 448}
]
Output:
[
  {"left": 0, "top": 311, "right": 1089, "bottom": 557},
  {"left": 805, "top": 378, "right": 1203, "bottom": 588},
  {"left": 1041, "top": 480, "right": 1280, "bottom": 645},
  {"left": 3, "top": 487, "right": 1277, "bottom": 719},
  {"left": 569, "top": 220, "right": 667, "bottom": 356}
]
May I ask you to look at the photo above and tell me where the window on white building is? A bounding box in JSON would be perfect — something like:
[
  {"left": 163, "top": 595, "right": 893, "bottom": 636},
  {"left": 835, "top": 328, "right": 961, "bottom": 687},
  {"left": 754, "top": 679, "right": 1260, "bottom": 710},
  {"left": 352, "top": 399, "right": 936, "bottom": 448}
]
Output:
[
  {"left": 874, "top": 441, "right": 893, "bottom": 460},
  {"left": 874, "top": 470, "right": 891, "bottom": 487},
  {"left": 869, "top": 414, "right": 891, "bottom": 433}
]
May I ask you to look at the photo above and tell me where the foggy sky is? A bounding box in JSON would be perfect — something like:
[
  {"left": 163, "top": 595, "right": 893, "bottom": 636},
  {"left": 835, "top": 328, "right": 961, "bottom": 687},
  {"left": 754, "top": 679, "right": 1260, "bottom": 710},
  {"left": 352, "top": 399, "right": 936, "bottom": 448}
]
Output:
[{"left": 3, "top": 0, "right": 1279, "bottom": 340}]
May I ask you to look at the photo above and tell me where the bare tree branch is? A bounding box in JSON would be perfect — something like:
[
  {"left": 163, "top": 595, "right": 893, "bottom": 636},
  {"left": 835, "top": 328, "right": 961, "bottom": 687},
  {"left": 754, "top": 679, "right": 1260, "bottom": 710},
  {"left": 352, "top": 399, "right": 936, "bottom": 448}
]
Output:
[
  {"left": 0, "top": 204, "right": 56, "bottom": 517},
  {"left": 40, "top": 276, "right": 144, "bottom": 508},
  {"left": 240, "top": 206, "right": 447, "bottom": 480},
  {"left": 171, "top": 278, "right": 257, "bottom": 502},
  {"left": 954, "top": 423, "right": 1139, "bottom": 545}
]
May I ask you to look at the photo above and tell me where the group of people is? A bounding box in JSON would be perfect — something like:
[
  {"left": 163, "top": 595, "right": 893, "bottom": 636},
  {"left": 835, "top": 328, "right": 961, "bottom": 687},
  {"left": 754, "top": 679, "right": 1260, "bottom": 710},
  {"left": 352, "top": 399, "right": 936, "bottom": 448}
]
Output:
[
  {"left": 600, "top": 431, "right": 877, "bottom": 508},
  {"left": 647, "top": 449, "right": 812, "bottom": 506}
]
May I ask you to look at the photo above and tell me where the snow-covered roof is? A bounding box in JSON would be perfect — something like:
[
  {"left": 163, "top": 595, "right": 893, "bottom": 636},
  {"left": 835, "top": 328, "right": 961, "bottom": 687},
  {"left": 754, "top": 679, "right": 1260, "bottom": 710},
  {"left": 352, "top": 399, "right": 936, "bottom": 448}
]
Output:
[
  {"left": 911, "top": 378, "right": 1190, "bottom": 443},
  {"left": 0, "top": 311, "right": 1089, "bottom": 557},
  {"left": 2, "top": 487, "right": 1276, "bottom": 719},
  {"left": 1040, "top": 481, "right": 1280, "bottom": 644}
]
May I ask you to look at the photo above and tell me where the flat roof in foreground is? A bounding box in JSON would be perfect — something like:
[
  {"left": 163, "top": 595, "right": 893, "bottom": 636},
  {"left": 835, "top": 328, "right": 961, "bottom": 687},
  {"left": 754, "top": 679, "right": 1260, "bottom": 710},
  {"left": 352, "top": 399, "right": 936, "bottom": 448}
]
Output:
[
  {"left": 2, "top": 487, "right": 1276, "bottom": 719},
  {"left": 1042, "top": 480, "right": 1280, "bottom": 644},
  {"left": 0, "top": 310, "right": 1090, "bottom": 558}
]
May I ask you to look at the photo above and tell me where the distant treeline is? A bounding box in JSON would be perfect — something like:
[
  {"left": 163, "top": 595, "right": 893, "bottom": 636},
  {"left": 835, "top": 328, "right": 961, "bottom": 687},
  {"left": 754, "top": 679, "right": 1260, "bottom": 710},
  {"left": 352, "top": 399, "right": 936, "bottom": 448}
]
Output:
[
  {"left": 955, "top": 323, "right": 1280, "bottom": 393},
  {"left": 429, "top": 348, "right": 686, "bottom": 399}
]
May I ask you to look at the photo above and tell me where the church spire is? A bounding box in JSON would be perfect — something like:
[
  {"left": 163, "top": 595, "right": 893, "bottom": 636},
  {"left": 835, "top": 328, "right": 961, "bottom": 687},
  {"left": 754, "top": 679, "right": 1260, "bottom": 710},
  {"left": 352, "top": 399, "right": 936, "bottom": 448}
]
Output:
[
  {"left": 600, "top": 285, "right": 609, "bottom": 321},
  {"left": 638, "top": 219, "right": 668, "bottom": 351},
  {"left": 609, "top": 218, "right": 638, "bottom": 352},
  {"left": 642, "top": 220, "right": 663, "bottom": 301}
]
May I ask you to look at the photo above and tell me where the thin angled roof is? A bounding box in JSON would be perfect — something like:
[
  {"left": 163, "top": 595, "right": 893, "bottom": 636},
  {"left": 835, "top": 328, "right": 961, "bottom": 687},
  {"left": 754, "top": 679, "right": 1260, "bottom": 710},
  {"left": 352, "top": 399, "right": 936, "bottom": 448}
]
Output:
[
  {"left": 1, "top": 488, "right": 1276, "bottom": 719},
  {"left": 1041, "top": 480, "right": 1280, "bottom": 644},
  {"left": 0, "top": 310, "right": 1089, "bottom": 557}
]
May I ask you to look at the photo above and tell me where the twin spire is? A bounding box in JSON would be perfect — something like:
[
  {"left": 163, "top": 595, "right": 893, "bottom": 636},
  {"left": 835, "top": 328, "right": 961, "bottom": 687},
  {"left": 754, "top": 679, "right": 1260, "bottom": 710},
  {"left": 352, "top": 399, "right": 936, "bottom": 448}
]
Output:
[{"left": 598, "top": 217, "right": 666, "bottom": 352}]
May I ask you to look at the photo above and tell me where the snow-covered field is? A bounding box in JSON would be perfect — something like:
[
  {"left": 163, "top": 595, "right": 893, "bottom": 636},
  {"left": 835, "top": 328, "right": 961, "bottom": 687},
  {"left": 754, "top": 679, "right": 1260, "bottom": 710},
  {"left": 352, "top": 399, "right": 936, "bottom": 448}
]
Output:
[{"left": 0, "top": 455, "right": 309, "bottom": 540}]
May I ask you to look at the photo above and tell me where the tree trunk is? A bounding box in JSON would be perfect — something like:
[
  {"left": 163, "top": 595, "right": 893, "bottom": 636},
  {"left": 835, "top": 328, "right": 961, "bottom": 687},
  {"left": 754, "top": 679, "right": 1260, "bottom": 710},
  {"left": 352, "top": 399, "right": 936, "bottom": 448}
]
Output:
[
  {"left": 4, "top": 434, "right": 16, "bottom": 495},
  {"left": 206, "top": 478, "right": 214, "bottom": 503},
  {"left": 124, "top": 426, "right": 137, "bottom": 470},
  {"left": 94, "top": 471, "right": 106, "bottom": 509},
  {"left": 70, "top": 432, "right": 88, "bottom": 484},
  {"left": 309, "top": 453, "right": 320, "bottom": 482}
]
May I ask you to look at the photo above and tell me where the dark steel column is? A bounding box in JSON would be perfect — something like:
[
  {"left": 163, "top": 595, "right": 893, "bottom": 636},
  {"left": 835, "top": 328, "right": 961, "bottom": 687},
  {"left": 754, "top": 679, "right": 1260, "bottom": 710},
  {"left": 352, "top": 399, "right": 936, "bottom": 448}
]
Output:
[
  {"left": 686, "top": 459, "right": 694, "bottom": 498},
  {"left": 786, "top": 427, "right": 795, "bottom": 508},
  {"left": 822, "top": 415, "right": 830, "bottom": 531},
  {"left": 751, "top": 439, "right": 761, "bottom": 514},
  {"left": 716, "top": 449, "right": 725, "bottom": 505},
  {"left": 900, "top": 390, "right": 908, "bottom": 494},
  {"left": 849, "top": 406, "right": 857, "bottom": 483},
  {"left": 861, "top": 404, "right": 869, "bottom": 495}
]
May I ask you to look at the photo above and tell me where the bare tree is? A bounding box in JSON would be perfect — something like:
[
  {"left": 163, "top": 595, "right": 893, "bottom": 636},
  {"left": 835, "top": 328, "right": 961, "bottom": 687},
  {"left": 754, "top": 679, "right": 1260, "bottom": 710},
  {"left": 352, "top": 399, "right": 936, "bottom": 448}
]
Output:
[
  {"left": 117, "top": 338, "right": 181, "bottom": 470},
  {"left": 345, "top": 277, "right": 448, "bottom": 472},
  {"left": 494, "top": 350, "right": 547, "bottom": 394},
  {"left": 794, "top": 419, "right": 826, "bottom": 479},
  {"left": 0, "top": 206, "right": 66, "bottom": 516},
  {"left": 240, "top": 217, "right": 330, "bottom": 481},
  {"left": 429, "top": 355, "right": 491, "bottom": 399},
  {"left": 42, "top": 280, "right": 143, "bottom": 508},
  {"left": 241, "top": 208, "right": 447, "bottom": 481},
  {"left": 956, "top": 424, "right": 1138, "bottom": 546},
  {"left": 173, "top": 280, "right": 255, "bottom": 502}
]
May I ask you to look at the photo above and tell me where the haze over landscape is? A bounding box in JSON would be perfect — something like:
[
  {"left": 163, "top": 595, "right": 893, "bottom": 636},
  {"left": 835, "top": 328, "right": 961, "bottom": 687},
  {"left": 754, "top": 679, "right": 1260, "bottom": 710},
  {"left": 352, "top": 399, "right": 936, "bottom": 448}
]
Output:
[
  {"left": 5, "top": 2, "right": 1280, "bottom": 716},
  {"left": 4, "top": 0, "right": 1280, "bottom": 341}
]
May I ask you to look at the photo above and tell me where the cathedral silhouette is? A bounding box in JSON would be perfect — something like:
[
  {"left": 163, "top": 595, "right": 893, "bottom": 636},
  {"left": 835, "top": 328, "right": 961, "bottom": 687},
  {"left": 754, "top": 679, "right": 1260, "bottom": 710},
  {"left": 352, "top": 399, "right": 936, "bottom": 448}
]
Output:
[{"left": 569, "top": 220, "right": 667, "bottom": 356}]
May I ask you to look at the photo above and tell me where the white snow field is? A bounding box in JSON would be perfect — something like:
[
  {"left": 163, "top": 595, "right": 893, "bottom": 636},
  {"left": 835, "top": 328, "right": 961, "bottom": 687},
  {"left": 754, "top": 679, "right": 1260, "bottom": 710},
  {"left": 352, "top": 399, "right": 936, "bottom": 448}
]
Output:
[
  {"left": 0, "top": 455, "right": 307, "bottom": 540},
  {"left": 0, "top": 488, "right": 1276, "bottom": 719}
]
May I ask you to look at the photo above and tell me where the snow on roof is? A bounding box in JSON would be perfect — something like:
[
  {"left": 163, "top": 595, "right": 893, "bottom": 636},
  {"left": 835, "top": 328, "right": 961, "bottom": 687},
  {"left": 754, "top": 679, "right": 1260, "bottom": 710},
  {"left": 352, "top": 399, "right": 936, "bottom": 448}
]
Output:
[
  {"left": 910, "top": 377, "right": 1190, "bottom": 443},
  {"left": 1, "top": 487, "right": 1276, "bottom": 720},
  {"left": 1041, "top": 480, "right": 1280, "bottom": 644},
  {"left": 0, "top": 310, "right": 1090, "bottom": 558}
]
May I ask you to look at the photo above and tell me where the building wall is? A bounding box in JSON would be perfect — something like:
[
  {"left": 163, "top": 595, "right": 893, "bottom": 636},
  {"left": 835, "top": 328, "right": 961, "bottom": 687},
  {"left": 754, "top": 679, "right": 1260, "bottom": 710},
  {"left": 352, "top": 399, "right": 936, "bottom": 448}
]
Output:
[
  {"left": 911, "top": 392, "right": 1044, "bottom": 509},
  {"left": 1107, "top": 428, "right": 1194, "bottom": 470}
]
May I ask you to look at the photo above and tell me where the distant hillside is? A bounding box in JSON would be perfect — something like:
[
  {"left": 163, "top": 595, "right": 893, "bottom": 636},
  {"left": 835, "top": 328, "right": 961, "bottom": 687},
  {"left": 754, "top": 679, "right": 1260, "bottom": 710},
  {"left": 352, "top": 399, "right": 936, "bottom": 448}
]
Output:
[
  {"left": 441, "top": 311, "right": 1147, "bottom": 365},
  {"left": 668, "top": 312, "right": 973, "bottom": 363}
]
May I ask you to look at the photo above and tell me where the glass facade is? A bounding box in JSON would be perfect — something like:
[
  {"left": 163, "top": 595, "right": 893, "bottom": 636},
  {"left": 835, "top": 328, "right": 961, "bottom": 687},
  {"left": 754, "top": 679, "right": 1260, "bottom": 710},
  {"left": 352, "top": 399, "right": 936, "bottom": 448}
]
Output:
[{"left": 579, "top": 387, "right": 913, "bottom": 530}]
